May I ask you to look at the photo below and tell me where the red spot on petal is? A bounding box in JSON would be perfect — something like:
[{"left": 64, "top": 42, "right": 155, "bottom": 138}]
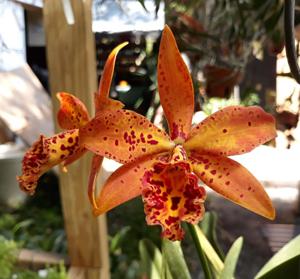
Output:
[{"left": 147, "top": 140, "right": 158, "bottom": 145}]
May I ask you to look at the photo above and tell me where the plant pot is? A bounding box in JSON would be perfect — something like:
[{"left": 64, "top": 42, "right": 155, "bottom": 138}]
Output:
[{"left": 204, "top": 65, "right": 242, "bottom": 98}]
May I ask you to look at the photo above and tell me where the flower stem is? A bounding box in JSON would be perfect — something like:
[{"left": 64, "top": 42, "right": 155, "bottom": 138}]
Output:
[{"left": 187, "top": 223, "right": 213, "bottom": 279}]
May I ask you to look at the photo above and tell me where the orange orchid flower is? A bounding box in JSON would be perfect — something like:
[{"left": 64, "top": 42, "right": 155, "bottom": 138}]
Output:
[
  {"left": 17, "top": 42, "right": 128, "bottom": 196},
  {"left": 80, "top": 26, "right": 276, "bottom": 241}
]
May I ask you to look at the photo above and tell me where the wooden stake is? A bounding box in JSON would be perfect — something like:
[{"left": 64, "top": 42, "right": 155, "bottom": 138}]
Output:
[{"left": 43, "top": 1, "right": 109, "bottom": 278}]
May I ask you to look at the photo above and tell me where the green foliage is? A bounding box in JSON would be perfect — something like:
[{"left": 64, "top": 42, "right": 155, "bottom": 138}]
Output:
[
  {"left": 220, "top": 237, "right": 243, "bottom": 279},
  {"left": 109, "top": 225, "right": 141, "bottom": 279},
  {"left": 43, "top": 263, "right": 67, "bottom": 279},
  {"left": 202, "top": 98, "right": 239, "bottom": 116},
  {"left": 164, "top": 0, "right": 284, "bottom": 69},
  {"left": 0, "top": 236, "right": 67, "bottom": 279},
  {"left": 139, "top": 239, "right": 163, "bottom": 279},
  {"left": 255, "top": 235, "right": 300, "bottom": 279},
  {"left": 199, "top": 211, "right": 225, "bottom": 260},
  {"left": 0, "top": 236, "right": 18, "bottom": 279},
  {"left": 0, "top": 208, "right": 66, "bottom": 254},
  {"left": 0, "top": 173, "right": 66, "bottom": 254},
  {"left": 191, "top": 224, "right": 224, "bottom": 277},
  {"left": 108, "top": 199, "right": 161, "bottom": 279},
  {"left": 11, "top": 265, "right": 67, "bottom": 279},
  {"left": 202, "top": 89, "right": 260, "bottom": 116},
  {"left": 240, "top": 88, "right": 261, "bottom": 106},
  {"left": 0, "top": 175, "right": 67, "bottom": 278},
  {"left": 136, "top": 210, "right": 300, "bottom": 279},
  {"left": 110, "top": 226, "right": 131, "bottom": 254},
  {"left": 161, "top": 239, "right": 191, "bottom": 279}
]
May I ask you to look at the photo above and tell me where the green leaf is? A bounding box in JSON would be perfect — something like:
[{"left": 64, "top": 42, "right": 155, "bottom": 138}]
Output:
[
  {"left": 200, "top": 211, "right": 225, "bottom": 260},
  {"left": 220, "top": 237, "right": 243, "bottom": 279},
  {"left": 255, "top": 235, "right": 300, "bottom": 279},
  {"left": 0, "top": 236, "right": 18, "bottom": 279},
  {"left": 194, "top": 225, "right": 224, "bottom": 275},
  {"left": 136, "top": 0, "right": 148, "bottom": 12},
  {"left": 161, "top": 239, "right": 191, "bottom": 279},
  {"left": 139, "top": 239, "right": 163, "bottom": 279},
  {"left": 162, "top": 254, "right": 172, "bottom": 279},
  {"left": 110, "top": 226, "right": 130, "bottom": 253}
]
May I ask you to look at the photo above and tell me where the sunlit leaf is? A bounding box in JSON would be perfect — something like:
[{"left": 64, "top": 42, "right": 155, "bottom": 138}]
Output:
[
  {"left": 194, "top": 225, "right": 224, "bottom": 275},
  {"left": 255, "top": 235, "right": 300, "bottom": 279},
  {"left": 161, "top": 239, "right": 191, "bottom": 279},
  {"left": 220, "top": 237, "right": 243, "bottom": 279},
  {"left": 139, "top": 238, "right": 163, "bottom": 279},
  {"left": 199, "top": 212, "right": 225, "bottom": 260}
]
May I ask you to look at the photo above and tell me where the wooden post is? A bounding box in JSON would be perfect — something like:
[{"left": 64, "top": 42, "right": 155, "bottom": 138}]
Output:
[{"left": 43, "top": 1, "right": 110, "bottom": 278}]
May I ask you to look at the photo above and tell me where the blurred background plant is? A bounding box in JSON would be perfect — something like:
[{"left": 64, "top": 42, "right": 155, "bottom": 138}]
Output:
[
  {"left": 0, "top": 235, "right": 67, "bottom": 279},
  {"left": 129, "top": 0, "right": 284, "bottom": 102},
  {"left": 137, "top": 212, "right": 300, "bottom": 279},
  {"left": 165, "top": 0, "right": 284, "bottom": 67}
]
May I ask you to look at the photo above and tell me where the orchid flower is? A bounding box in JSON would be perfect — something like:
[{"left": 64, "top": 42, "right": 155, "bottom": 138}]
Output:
[
  {"left": 17, "top": 42, "right": 128, "bottom": 195},
  {"left": 80, "top": 26, "right": 276, "bottom": 241}
]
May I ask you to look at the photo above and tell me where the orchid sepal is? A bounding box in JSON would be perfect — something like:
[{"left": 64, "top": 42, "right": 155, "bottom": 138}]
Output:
[
  {"left": 158, "top": 25, "right": 194, "bottom": 141},
  {"left": 184, "top": 106, "right": 277, "bottom": 156},
  {"left": 95, "top": 42, "right": 128, "bottom": 113},
  {"left": 80, "top": 109, "right": 175, "bottom": 164},
  {"left": 92, "top": 153, "right": 170, "bottom": 216},
  {"left": 190, "top": 152, "right": 275, "bottom": 220}
]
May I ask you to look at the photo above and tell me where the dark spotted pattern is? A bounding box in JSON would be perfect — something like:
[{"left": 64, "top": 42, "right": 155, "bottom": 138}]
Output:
[{"left": 141, "top": 146, "right": 206, "bottom": 241}]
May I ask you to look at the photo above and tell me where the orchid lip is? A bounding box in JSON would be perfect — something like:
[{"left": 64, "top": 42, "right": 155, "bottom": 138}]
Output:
[{"left": 174, "top": 138, "right": 185, "bottom": 145}]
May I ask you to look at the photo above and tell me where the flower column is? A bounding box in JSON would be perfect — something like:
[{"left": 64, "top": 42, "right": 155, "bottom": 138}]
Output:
[{"left": 43, "top": 1, "right": 109, "bottom": 278}]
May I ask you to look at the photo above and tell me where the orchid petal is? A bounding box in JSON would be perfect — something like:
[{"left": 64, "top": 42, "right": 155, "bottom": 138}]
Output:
[
  {"left": 93, "top": 153, "right": 169, "bottom": 215},
  {"left": 158, "top": 25, "right": 194, "bottom": 141},
  {"left": 17, "top": 130, "right": 82, "bottom": 195},
  {"left": 94, "top": 92, "right": 124, "bottom": 114},
  {"left": 142, "top": 146, "right": 206, "bottom": 241},
  {"left": 62, "top": 146, "right": 86, "bottom": 167},
  {"left": 57, "top": 92, "right": 90, "bottom": 129},
  {"left": 190, "top": 152, "right": 275, "bottom": 220},
  {"left": 184, "top": 106, "right": 276, "bottom": 156},
  {"left": 88, "top": 155, "right": 104, "bottom": 209},
  {"left": 95, "top": 42, "right": 128, "bottom": 113},
  {"left": 80, "top": 109, "right": 174, "bottom": 164}
]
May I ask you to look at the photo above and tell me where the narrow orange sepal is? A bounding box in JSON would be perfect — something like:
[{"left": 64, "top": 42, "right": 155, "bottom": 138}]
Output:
[
  {"left": 95, "top": 42, "right": 128, "bottom": 113},
  {"left": 158, "top": 25, "right": 194, "bottom": 141}
]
